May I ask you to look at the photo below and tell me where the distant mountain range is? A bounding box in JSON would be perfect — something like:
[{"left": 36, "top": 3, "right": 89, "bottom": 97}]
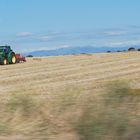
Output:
[{"left": 24, "top": 46, "right": 140, "bottom": 57}]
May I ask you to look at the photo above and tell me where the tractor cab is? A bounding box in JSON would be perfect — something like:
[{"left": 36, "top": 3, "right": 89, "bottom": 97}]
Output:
[
  {"left": 0, "top": 46, "right": 10, "bottom": 54},
  {"left": 0, "top": 46, "right": 16, "bottom": 65}
]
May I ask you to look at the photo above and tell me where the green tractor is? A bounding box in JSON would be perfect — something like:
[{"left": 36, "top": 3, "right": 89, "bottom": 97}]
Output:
[{"left": 0, "top": 46, "right": 16, "bottom": 65}]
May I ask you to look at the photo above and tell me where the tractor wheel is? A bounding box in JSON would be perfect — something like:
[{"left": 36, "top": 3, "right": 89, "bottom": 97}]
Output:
[
  {"left": 0, "top": 58, "right": 8, "bottom": 65},
  {"left": 11, "top": 53, "right": 16, "bottom": 64}
]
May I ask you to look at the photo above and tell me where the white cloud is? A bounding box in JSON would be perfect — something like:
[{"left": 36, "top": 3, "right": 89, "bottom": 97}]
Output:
[
  {"left": 17, "top": 32, "right": 33, "bottom": 37},
  {"left": 104, "top": 31, "right": 126, "bottom": 36},
  {"left": 39, "top": 36, "right": 52, "bottom": 41},
  {"left": 38, "top": 44, "right": 70, "bottom": 50},
  {"left": 59, "top": 44, "right": 70, "bottom": 48},
  {"left": 106, "top": 39, "right": 140, "bottom": 47}
]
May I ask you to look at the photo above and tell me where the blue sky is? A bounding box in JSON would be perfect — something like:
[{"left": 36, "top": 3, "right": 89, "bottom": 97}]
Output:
[{"left": 0, "top": 0, "right": 140, "bottom": 52}]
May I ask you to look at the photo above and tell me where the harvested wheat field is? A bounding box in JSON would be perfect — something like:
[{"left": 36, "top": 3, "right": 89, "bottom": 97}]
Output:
[{"left": 0, "top": 52, "right": 140, "bottom": 140}]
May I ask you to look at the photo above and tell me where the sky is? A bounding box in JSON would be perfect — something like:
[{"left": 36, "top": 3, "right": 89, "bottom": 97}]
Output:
[{"left": 0, "top": 0, "right": 140, "bottom": 52}]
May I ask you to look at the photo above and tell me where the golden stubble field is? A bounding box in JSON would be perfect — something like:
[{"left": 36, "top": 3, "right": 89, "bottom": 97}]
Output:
[
  {"left": 1, "top": 52, "right": 140, "bottom": 95},
  {"left": 0, "top": 52, "right": 140, "bottom": 140}
]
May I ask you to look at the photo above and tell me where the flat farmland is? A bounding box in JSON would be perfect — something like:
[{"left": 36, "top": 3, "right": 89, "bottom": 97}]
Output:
[
  {"left": 0, "top": 52, "right": 140, "bottom": 95},
  {"left": 0, "top": 52, "right": 140, "bottom": 140}
]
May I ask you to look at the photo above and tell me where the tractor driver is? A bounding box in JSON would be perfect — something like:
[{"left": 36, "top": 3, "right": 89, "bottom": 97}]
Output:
[{"left": 4, "top": 47, "right": 8, "bottom": 55}]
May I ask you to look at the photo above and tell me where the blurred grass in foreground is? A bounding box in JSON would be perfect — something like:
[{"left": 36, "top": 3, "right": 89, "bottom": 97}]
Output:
[
  {"left": 73, "top": 82, "right": 140, "bottom": 140},
  {"left": 0, "top": 81, "right": 139, "bottom": 140}
]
